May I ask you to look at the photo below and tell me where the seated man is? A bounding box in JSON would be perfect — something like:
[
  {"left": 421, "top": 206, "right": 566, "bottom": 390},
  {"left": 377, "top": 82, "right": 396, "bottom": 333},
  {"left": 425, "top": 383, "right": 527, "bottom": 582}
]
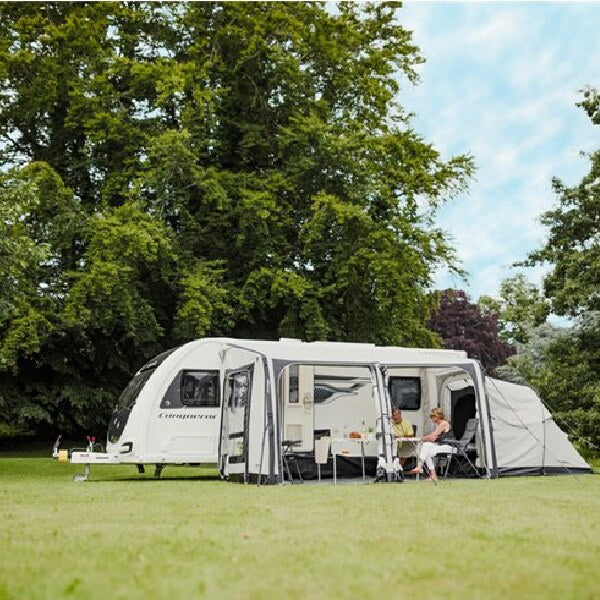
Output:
[{"left": 391, "top": 408, "right": 415, "bottom": 467}]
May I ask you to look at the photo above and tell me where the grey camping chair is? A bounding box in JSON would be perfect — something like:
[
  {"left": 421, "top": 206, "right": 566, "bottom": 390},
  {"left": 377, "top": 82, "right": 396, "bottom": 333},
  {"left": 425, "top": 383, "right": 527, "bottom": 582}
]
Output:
[
  {"left": 282, "top": 440, "right": 304, "bottom": 483},
  {"left": 442, "top": 418, "right": 480, "bottom": 479}
]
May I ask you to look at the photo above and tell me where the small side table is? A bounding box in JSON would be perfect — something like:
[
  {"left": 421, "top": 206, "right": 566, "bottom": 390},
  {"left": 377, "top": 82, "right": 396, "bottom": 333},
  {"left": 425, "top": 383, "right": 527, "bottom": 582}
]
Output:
[{"left": 331, "top": 437, "right": 366, "bottom": 484}]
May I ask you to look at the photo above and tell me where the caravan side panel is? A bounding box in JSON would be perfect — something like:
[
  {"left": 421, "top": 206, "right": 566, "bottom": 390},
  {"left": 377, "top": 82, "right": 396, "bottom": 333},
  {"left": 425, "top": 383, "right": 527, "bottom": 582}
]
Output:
[{"left": 143, "top": 342, "right": 223, "bottom": 464}]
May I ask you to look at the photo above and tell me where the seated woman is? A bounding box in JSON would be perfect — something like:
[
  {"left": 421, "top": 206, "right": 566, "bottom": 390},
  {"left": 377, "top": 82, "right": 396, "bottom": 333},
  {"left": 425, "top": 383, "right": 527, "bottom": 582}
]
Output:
[{"left": 408, "top": 408, "right": 453, "bottom": 481}]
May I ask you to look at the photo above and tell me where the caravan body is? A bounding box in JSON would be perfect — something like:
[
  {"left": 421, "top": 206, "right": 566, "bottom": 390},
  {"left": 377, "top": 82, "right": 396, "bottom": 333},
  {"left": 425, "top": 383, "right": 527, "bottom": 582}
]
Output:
[
  {"left": 69, "top": 337, "right": 590, "bottom": 482},
  {"left": 91, "top": 338, "right": 495, "bottom": 482}
]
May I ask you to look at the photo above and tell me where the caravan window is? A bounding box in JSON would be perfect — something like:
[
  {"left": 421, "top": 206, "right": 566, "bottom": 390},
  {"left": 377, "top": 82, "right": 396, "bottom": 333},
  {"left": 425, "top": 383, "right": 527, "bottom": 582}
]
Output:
[
  {"left": 117, "top": 369, "right": 154, "bottom": 410},
  {"left": 225, "top": 372, "right": 251, "bottom": 409},
  {"left": 389, "top": 377, "right": 421, "bottom": 411},
  {"left": 117, "top": 348, "right": 177, "bottom": 410},
  {"left": 160, "top": 370, "right": 220, "bottom": 408},
  {"left": 182, "top": 371, "right": 220, "bottom": 407},
  {"left": 288, "top": 365, "right": 299, "bottom": 403}
]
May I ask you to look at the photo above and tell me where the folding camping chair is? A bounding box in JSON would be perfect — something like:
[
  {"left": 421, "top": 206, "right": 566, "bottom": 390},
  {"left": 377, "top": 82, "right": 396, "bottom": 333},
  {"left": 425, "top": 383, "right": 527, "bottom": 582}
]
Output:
[
  {"left": 282, "top": 440, "right": 303, "bottom": 483},
  {"left": 441, "top": 418, "right": 480, "bottom": 478}
]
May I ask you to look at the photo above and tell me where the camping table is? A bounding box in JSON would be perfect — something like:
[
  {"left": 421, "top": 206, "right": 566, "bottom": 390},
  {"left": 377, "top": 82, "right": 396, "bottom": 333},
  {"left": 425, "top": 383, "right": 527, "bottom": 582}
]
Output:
[
  {"left": 331, "top": 437, "right": 371, "bottom": 484},
  {"left": 396, "top": 436, "right": 422, "bottom": 480}
]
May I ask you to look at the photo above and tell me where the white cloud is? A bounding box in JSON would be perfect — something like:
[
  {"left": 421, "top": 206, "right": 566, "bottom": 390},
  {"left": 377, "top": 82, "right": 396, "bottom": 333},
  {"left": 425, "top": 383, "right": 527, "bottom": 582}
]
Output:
[{"left": 400, "top": 1, "right": 600, "bottom": 300}]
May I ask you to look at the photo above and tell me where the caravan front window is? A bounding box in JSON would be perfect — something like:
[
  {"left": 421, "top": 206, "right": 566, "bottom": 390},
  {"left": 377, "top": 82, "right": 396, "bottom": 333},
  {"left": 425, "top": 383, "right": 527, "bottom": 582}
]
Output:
[
  {"left": 116, "top": 349, "right": 176, "bottom": 410},
  {"left": 116, "top": 370, "right": 154, "bottom": 410}
]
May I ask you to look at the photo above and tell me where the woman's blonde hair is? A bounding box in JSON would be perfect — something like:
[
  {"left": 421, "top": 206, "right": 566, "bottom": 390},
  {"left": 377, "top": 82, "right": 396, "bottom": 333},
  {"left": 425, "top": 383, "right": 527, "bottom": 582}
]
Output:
[{"left": 430, "top": 408, "right": 445, "bottom": 420}]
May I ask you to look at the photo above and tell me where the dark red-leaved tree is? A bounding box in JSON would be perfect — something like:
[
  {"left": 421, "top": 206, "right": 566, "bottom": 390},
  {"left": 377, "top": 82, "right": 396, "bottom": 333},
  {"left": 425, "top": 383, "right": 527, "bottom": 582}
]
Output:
[{"left": 428, "top": 289, "right": 515, "bottom": 373}]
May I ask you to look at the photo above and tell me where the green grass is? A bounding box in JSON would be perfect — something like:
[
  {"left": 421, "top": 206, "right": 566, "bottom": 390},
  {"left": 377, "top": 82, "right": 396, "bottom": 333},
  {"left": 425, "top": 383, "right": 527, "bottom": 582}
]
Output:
[{"left": 1, "top": 458, "right": 599, "bottom": 600}]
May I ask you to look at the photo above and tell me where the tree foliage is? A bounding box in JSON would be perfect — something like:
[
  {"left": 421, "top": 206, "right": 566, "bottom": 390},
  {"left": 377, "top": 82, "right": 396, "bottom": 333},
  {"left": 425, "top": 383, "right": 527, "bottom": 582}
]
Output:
[
  {"left": 479, "top": 274, "right": 549, "bottom": 345},
  {"left": 0, "top": 2, "right": 473, "bottom": 435},
  {"left": 428, "top": 289, "right": 514, "bottom": 373}
]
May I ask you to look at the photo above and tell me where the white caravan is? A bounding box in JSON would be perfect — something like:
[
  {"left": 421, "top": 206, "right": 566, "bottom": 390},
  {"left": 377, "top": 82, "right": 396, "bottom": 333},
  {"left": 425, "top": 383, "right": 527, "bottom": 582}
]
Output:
[{"left": 62, "top": 337, "right": 591, "bottom": 482}]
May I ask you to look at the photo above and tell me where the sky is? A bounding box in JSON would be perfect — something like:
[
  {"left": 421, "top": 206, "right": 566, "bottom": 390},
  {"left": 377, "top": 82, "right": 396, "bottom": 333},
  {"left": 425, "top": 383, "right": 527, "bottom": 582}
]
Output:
[{"left": 398, "top": 1, "right": 600, "bottom": 303}]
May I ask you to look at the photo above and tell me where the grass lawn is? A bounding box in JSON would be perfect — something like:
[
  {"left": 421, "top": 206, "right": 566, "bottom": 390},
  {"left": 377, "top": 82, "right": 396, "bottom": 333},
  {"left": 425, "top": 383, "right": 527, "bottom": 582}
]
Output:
[{"left": 1, "top": 457, "right": 599, "bottom": 600}]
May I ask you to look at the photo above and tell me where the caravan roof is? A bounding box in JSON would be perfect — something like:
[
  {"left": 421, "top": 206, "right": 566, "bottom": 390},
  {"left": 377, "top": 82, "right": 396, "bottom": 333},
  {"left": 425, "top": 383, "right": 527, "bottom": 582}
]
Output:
[{"left": 185, "top": 337, "right": 471, "bottom": 368}]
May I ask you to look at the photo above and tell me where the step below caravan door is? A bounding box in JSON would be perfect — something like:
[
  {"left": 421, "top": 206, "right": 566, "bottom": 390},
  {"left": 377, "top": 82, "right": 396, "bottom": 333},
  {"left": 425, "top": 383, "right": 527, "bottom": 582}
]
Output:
[{"left": 220, "top": 349, "right": 259, "bottom": 482}]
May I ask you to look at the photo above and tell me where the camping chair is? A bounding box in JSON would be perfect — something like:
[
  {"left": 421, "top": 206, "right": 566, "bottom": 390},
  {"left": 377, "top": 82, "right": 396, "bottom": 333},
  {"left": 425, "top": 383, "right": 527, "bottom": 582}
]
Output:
[
  {"left": 441, "top": 418, "right": 480, "bottom": 479},
  {"left": 282, "top": 440, "right": 303, "bottom": 483}
]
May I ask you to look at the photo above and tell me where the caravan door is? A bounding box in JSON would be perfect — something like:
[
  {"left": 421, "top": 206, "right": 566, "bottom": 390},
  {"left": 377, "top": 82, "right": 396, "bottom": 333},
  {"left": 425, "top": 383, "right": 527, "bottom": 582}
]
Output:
[
  {"left": 219, "top": 347, "right": 264, "bottom": 482},
  {"left": 282, "top": 365, "right": 314, "bottom": 452}
]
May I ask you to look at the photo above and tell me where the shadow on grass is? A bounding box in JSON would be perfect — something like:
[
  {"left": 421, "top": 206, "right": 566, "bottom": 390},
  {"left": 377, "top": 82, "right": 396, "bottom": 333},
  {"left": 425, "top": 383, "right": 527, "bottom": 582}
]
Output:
[{"left": 90, "top": 473, "right": 223, "bottom": 483}]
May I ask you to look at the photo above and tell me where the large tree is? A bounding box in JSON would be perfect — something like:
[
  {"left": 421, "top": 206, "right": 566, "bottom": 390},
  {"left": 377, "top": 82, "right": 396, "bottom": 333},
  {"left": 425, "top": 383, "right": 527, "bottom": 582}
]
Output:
[{"left": 0, "top": 2, "right": 473, "bottom": 435}]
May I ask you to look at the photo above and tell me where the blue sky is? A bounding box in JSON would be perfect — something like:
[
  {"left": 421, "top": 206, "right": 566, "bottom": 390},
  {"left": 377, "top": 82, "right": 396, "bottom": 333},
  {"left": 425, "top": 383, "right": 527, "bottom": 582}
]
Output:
[{"left": 398, "top": 1, "right": 600, "bottom": 302}]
